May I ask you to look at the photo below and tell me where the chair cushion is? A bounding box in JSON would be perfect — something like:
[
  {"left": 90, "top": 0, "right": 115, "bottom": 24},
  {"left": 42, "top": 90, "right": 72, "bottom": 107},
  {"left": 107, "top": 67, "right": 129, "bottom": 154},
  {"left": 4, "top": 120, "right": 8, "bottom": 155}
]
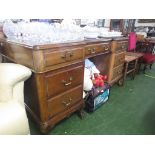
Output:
[{"left": 142, "top": 53, "right": 155, "bottom": 63}]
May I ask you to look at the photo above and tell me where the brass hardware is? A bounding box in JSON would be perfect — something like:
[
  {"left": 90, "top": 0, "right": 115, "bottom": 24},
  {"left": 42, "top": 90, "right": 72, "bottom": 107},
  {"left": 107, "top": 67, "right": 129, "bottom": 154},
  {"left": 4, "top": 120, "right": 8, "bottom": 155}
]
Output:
[
  {"left": 88, "top": 48, "right": 92, "bottom": 52},
  {"left": 62, "top": 101, "right": 71, "bottom": 106},
  {"left": 62, "top": 97, "right": 72, "bottom": 106},
  {"left": 121, "top": 45, "right": 125, "bottom": 49},
  {"left": 104, "top": 47, "right": 109, "bottom": 51},
  {"left": 91, "top": 48, "right": 96, "bottom": 54},
  {"left": 69, "top": 77, "right": 73, "bottom": 81},
  {"left": 61, "top": 80, "right": 72, "bottom": 86},
  {"left": 117, "top": 70, "right": 121, "bottom": 74},
  {"left": 61, "top": 77, "right": 72, "bottom": 86},
  {"left": 64, "top": 82, "right": 72, "bottom": 86}
]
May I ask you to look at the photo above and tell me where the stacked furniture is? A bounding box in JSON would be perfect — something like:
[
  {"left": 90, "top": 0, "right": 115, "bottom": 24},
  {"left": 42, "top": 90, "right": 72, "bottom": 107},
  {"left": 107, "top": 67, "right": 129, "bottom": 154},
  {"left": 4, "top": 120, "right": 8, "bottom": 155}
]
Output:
[{"left": 0, "top": 37, "right": 127, "bottom": 133}]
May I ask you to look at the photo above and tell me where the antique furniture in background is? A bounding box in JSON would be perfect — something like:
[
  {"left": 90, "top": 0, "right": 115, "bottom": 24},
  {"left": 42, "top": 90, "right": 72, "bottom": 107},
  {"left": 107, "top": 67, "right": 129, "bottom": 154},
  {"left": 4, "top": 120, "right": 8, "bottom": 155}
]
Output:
[
  {"left": 0, "top": 63, "right": 31, "bottom": 134},
  {"left": 129, "top": 32, "right": 155, "bottom": 73},
  {"left": 110, "top": 19, "right": 135, "bottom": 36}
]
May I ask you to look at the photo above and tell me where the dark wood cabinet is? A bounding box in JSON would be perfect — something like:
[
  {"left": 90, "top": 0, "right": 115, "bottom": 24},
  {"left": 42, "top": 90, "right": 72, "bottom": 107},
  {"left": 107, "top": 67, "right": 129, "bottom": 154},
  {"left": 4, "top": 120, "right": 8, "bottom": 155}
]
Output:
[{"left": 110, "top": 19, "right": 135, "bottom": 36}]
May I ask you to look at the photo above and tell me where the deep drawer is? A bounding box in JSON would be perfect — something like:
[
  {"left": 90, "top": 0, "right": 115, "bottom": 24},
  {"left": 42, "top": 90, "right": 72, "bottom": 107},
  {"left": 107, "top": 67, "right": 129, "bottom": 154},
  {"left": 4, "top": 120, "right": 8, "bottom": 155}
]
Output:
[
  {"left": 112, "top": 64, "right": 124, "bottom": 80},
  {"left": 85, "top": 43, "right": 110, "bottom": 57},
  {"left": 44, "top": 47, "right": 84, "bottom": 68},
  {"left": 45, "top": 64, "right": 84, "bottom": 98},
  {"left": 113, "top": 52, "right": 125, "bottom": 68},
  {"left": 47, "top": 85, "right": 82, "bottom": 117}
]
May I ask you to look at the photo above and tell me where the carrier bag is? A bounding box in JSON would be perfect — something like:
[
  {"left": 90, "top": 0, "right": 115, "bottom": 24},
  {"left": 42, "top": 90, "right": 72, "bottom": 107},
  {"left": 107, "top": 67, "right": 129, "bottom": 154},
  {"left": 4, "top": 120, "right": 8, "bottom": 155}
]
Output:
[{"left": 84, "top": 83, "right": 110, "bottom": 112}]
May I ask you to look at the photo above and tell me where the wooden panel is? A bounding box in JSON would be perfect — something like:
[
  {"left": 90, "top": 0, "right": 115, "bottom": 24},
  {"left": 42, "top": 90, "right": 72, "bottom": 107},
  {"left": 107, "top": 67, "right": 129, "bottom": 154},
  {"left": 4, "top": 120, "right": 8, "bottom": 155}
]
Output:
[
  {"left": 44, "top": 47, "right": 84, "bottom": 67},
  {"left": 48, "top": 85, "right": 82, "bottom": 118},
  {"left": 85, "top": 43, "right": 110, "bottom": 57},
  {"left": 45, "top": 65, "right": 83, "bottom": 98},
  {"left": 112, "top": 64, "right": 124, "bottom": 80},
  {"left": 113, "top": 52, "right": 125, "bottom": 68}
]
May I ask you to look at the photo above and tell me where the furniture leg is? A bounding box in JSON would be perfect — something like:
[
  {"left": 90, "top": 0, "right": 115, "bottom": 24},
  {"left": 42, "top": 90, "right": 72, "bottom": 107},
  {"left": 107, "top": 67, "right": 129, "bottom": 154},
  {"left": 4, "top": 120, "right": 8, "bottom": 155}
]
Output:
[
  {"left": 123, "top": 62, "right": 128, "bottom": 81},
  {"left": 132, "top": 59, "right": 138, "bottom": 80},
  {"left": 143, "top": 64, "right": 147, "bottom": 73},
  {"left": 77, "top": 109, "right": 85, "bottom": 119},
  {"left": 150, "top": 63, "right": 153, "bottom": 69}
]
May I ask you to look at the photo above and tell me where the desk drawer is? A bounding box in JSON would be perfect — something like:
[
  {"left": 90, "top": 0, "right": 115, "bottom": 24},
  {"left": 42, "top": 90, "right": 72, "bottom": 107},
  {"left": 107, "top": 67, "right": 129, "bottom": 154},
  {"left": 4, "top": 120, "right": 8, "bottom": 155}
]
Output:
[
  {"left": 114, "top": 52, "right": 125, "bottom": 68},
  {"left": 112, "top": 41, "right": 128, "bottom": 53},
  {"left": 44, "top": 47, "right": 84, "bottom": 68},
  {"left": 112, "top": 64, "right": 124, "bottom": 80},
  {"left": 85, "top": 43, "right": 110, "bottom": 57},
  {"left": 45, "top": 65, "right": 83, "bottom": 98},
  {"left": 48, "top": 85, "right": 82, "bottom": 118}
]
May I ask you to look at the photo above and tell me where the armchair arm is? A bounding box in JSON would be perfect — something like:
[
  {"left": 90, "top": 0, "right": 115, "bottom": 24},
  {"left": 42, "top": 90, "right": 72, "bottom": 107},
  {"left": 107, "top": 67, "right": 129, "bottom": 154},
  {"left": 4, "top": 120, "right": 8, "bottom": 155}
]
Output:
[{"left": 0, "top": 63, "right": 31, "bottom": 102}]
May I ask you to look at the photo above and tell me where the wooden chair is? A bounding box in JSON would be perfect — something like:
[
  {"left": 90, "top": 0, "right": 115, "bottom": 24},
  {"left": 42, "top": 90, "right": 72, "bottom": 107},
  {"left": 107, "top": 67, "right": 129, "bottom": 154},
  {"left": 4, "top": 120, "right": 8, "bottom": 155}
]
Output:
[
  {"left": 123, "top": 33, "right": 145, "bottom": 81},
  {"left": 128, "top": 32, "right": 155, "bottom": 73}
]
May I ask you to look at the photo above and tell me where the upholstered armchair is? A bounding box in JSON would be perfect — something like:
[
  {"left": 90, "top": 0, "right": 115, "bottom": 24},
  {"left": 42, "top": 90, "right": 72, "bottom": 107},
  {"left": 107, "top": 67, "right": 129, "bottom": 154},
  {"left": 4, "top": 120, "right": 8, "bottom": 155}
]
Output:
[{"left": 0, "top": 63, "right": 32, "bottom": 134}]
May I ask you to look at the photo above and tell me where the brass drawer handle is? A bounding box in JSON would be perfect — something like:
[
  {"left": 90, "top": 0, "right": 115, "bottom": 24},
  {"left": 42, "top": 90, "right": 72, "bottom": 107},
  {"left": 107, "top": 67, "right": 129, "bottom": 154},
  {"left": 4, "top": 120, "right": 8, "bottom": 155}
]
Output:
[
  {"left": 88, "top": 48, "right": 96, "bottom": 54},
  {"left": 117, "top": 70, "right": 122, "bottom": 74},
  {"left": 91, "top": 48, "right": 96, "bottom": 54},
  {"left": 64, "top": 82, "right": 72, "bottom": 86},
  {"left": 61, "top": 80, "right": 72, "bottom": 86},
  {"left": 104, "top": 47, "right": 109, "bottom": 51},
  {"left": 61, "top": 51, "right": 73, "bottom": 59},
  {"left": 62, "top": 98, "right": 72, "bottom": 106},
  {"left": 62, "top": 101, "right": 71, "bottom": 106}
]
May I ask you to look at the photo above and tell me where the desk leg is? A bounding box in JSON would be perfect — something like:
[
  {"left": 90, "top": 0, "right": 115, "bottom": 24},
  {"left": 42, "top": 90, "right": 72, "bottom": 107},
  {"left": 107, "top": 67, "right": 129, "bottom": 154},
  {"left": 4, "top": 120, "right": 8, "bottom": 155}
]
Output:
[
  {"left": 132, "top": 59, "right": 138, "bottom": 80},
  {"left": 123, "top": 62, "right": 128, "bottom": 81}
]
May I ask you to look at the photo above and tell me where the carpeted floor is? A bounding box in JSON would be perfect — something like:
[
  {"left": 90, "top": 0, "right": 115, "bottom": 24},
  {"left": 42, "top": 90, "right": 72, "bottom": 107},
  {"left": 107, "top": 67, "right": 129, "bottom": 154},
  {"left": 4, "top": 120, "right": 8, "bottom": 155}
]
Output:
[{"left": 29, "top": 64, "right": 155, "bottom": 135}]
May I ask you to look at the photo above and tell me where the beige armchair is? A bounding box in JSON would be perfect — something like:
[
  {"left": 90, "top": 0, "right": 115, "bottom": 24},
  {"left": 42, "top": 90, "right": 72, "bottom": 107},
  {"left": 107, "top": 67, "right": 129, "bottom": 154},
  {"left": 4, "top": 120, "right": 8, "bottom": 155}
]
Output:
[{"left": 0, "top": 63, "right": 32, "bottom": 135}]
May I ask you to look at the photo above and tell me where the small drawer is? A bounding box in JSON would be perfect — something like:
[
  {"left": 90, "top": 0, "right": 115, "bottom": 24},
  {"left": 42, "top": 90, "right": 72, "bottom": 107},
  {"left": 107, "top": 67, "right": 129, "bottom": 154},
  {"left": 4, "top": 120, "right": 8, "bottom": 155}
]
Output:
[
  {"left": 112, "top": 64, "right": 124, "bottom": 80},
  {"left": 45, "top": 65, "right": 84, "bottom": 98},
  {"left": 113, "top": 52, "right": 125, "bottom": 68},
  {"left": 48, "top": 85, "right": 82, "bottom": 117},
  {"left": 85, "top": 43, "right": 110, "bottom": 57},
  {"left": 112, "top": 41, "right": 128, "bottom": 53},
  {"left": 44, "top": 47, "right": 84, "bottom": 68}
]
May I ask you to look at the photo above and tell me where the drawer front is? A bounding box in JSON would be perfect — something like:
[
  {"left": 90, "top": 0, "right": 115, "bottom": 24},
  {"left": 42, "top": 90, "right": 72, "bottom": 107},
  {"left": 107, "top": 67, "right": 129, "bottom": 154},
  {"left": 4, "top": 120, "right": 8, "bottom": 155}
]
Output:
[
  {"left": 112, "top": 64, "right": 124, "bottom": 80},
  {"left": 116, "top": 41, "right": 128, "bottom": 52},
  {"left": 113, "top": 52, "right": 125, "bottom": 68},
  {"left": 45, "top": 65, "right": 84, "bottom": 98},
  {"left": 44, "top": 47, "right": 84, "bottom": 67},
  {"left": 85, "top": 43, "right": 110, "bottom": 57},
  {"left": 48, "top": 85, "right": 82, "bottom": 117},
  {"left": 112, "top": 41, "right": 128, "bottom": 53}
]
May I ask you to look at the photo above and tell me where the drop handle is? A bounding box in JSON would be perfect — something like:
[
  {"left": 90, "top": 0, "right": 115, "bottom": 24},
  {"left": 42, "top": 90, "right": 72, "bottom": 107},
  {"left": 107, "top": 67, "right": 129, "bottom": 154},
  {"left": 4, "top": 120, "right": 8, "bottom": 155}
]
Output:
[
  {"left": 104, "top": 47, "right": 109, "bottom": 51},
  {"left": 91, "top": 48, "right": 96, "bottom": 54},
  {"left": 121, "top": 45, "right": 126, "bottom": 49},
  {"left": 61, "top": 80, "right": 72, "bottom": 86},
  {"left": 62, "top": 98, "right": 72, "bottom": 106},
  {"left": 88, "top": 48, "right": 96, "bottom": 54}
]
